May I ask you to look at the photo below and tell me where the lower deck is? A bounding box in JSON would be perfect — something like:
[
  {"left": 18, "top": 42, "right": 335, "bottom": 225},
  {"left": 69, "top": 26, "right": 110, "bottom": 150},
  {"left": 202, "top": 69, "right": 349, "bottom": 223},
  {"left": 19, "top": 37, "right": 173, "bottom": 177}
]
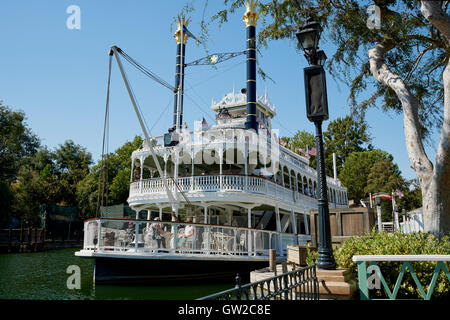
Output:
[
  {"left": 76, "top": 217, "right": 307, "bottom": 284},
  {"left": 78, "top": 218, "right": 309, "bottom": 259}
]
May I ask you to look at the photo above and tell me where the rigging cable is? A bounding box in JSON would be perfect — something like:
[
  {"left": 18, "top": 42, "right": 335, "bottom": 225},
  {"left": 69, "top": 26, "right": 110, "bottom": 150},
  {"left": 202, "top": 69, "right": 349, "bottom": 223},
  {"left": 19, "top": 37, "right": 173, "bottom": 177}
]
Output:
[
  {"left": 96, "top": 54, "right": 113, "bottom": 218},
  {"left": 117, "top": 48, "right": 176, "bottom": 92}
]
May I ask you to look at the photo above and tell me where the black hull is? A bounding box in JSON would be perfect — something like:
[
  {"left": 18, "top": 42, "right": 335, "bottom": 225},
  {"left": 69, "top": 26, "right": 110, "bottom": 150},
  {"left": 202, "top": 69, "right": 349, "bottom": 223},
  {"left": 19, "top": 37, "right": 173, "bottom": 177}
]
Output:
[{"left": 94, "top": 257, "right": 269, "bottom": 285}]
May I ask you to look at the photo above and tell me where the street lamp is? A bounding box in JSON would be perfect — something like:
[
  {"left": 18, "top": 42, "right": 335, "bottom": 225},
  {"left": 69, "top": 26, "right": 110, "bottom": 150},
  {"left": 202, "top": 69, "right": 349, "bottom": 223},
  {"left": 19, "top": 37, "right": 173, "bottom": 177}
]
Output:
[{"left": 297, "top": 18, "right": 336, "bottom": 270}]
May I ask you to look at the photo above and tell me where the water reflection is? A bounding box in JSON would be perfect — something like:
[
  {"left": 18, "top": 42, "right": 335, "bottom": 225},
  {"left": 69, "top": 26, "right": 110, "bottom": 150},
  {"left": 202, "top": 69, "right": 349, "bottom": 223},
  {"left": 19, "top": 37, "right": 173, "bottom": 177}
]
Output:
[{"left": 0, "top": 248, "right": 232, "bottom": 300}]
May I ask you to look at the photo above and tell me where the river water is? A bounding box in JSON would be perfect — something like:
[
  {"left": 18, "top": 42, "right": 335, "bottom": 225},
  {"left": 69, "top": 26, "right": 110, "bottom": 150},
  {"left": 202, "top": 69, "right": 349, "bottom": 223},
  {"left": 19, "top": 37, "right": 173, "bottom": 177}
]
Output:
[{"left": 0, "top": 248, "right": 234, "bottom": 300}]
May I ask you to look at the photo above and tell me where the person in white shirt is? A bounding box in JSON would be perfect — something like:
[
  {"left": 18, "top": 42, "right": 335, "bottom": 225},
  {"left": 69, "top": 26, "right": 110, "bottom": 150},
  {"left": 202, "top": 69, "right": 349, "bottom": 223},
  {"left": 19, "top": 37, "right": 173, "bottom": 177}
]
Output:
[{"left": 177, "top": 217, "right": 194, "bottom": 249}]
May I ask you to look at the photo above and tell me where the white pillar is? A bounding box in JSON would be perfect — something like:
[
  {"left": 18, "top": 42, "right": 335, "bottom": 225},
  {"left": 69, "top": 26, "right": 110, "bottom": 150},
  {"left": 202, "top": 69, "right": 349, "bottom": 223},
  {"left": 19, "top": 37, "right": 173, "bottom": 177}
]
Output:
[
  {"left": 139, "top": 156, "right": 144, "bottom": 194},
  {"left": 333, "top": 152, "right": 337, "bottom": 181},
  {"left": 275, "top": 206, "right": 281, "bottom": 255},
  {"left": 303, "top": 211, "right": 309, "bottom": 235},
  {"left": 203, "top": 205, "right": 208, "bottom": 224},
  {"left": 219, "top": 149, "right": 223, "bottom": 190},
  {"left": 171, "top": 206, "right": 178, "bottom": 251},
  {"left": 146, "top": 210, "right": 151, "bottom": 220},
  {"left": 275, "top": 206, "right": 281, "bottom": 232},
  {"left": 290, "top": 209, "right": 297, "bottom": 234},
  {"left": 130, "top": 158, "right": 134, "bottom": 182},
  {"left": 248, "top": 207, "right": 252, "bottom": 255},
  {"left": 301, "top": 176, "right": 305, "bottom": 194},
  {"left": 191, "top": 150, "right": 194, "bottom": 191},
  {"left": 159, "top": 206, "right": 163, "bottom": 220},
  {"left": 394, "top": 211, "right": 399, "bottom": 232},
  {"left": 203, "top": 204, "right": 210, "bottom": 254},
  {"left": 377, "top": 204, "right": 383, "bottom": 232}
]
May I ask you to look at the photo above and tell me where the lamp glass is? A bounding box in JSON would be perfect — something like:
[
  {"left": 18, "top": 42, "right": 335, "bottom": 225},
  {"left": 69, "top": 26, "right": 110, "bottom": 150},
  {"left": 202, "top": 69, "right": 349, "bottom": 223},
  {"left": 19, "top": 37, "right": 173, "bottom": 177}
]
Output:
[{"left": 317, "top": 50, "right": 327, "bottom": 66}]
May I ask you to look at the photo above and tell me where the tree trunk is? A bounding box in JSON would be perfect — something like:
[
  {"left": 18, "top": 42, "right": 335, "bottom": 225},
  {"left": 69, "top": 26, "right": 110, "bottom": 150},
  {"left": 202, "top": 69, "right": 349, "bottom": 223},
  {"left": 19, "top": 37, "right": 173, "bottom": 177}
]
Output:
[
  {"left": 420, "top": 1, "right": 450, "bottom": 237},
  {"left": 368, "top": 38, "right": 449, "bottom": 237}
]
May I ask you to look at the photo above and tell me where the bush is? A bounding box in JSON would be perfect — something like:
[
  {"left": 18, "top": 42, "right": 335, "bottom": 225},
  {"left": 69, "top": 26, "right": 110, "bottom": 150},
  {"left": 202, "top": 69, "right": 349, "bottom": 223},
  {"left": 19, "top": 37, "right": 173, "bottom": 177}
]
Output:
[{"left": 308, "top": 232, "right": 450, "bottom": 299}]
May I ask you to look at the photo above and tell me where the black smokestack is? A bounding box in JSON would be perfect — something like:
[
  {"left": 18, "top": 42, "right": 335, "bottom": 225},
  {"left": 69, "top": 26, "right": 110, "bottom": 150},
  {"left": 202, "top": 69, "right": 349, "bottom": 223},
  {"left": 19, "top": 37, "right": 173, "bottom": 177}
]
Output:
[
  {"left": 172, "top": 42, "right": 185, "bottom": 130},
  {"left": 243, "top": 2, "right": 258, "bottom": 133}
]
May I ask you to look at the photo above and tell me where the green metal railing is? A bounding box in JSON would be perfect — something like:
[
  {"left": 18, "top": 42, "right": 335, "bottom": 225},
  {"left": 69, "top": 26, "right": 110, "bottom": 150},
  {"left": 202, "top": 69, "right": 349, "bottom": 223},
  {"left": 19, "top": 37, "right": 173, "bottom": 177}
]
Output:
[
  {"left": 353, "top": 255, "right": 450, "bottom": 300},
  {"left": 197, "top": 263, "right": 319, "bottom": 300}
]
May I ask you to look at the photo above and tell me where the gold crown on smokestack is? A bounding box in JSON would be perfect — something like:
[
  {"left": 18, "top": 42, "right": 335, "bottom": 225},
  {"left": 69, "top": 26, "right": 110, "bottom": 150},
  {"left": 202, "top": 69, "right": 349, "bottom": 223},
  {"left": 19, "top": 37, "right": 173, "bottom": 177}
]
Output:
[
  {"left": 174, "top": 14, "right": 191, "bottom": 44},
  {"left": 243, "top": 0, "right": 259, "bottom": 27}
]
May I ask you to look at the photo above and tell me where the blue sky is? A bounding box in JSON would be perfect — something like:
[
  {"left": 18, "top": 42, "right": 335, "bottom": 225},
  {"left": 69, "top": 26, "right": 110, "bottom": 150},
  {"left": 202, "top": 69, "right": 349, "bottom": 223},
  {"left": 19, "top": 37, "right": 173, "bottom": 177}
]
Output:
[{"left": 0, "top": 0, "right": 439, "bottom": 181}]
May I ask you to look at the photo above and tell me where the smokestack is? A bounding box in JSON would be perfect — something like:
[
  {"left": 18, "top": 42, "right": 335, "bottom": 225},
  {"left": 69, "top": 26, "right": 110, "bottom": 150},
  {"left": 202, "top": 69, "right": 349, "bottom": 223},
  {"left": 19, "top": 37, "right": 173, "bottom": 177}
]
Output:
[
  {"left": 172, "top": 15, "right": 189, "bottom": 131},
  {"left": 243, "top": 0, "right": 259, "bottom": 132}
]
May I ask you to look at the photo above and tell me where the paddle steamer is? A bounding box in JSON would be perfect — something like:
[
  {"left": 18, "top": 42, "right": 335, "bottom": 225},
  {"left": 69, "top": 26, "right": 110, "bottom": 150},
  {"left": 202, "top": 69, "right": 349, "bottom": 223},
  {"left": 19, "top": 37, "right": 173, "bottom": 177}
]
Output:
[{"left": 75, "top": 1, "right": 348, "bottom": 284}]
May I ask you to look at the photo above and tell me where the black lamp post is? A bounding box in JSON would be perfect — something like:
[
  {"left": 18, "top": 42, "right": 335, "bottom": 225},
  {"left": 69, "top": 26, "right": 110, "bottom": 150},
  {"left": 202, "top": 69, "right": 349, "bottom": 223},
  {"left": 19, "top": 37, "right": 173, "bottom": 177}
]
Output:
[{"left": 297, "top": 18, "right": 336, "bottom": 270}]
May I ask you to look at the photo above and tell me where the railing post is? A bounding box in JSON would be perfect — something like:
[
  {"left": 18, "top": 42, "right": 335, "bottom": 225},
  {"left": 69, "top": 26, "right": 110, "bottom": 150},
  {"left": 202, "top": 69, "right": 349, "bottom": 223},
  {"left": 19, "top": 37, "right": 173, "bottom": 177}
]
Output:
[
  {"left": 235, "top": 274, "right": 242, "bottom": 300},
  {"left": 97, "top": 219, "right": 102, "bottom": 251},
  {"left": 313, "top": 259, "right": 319, "bottom": 300},
  {"left": 357, "top": 260, "right": 369, "bottom": 300},
  {"left": 269, "top": 249, "right": 276, "bottom": 272},
  {"left": 135, "top": 221, "right": 139, "bottom": 252}
]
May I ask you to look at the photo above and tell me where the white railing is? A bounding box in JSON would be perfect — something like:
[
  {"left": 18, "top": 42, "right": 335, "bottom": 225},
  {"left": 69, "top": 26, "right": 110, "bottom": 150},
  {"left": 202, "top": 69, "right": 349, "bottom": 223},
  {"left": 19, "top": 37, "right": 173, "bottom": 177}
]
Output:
[
  {"left": 400, "top": 211, "right": 424, "bottom": 233},
  {"left": 129, "top": 174, "right": 322, "bottom": 207},
  {"left": 82, "top": 218, "right": 307, "bottom": 258}
]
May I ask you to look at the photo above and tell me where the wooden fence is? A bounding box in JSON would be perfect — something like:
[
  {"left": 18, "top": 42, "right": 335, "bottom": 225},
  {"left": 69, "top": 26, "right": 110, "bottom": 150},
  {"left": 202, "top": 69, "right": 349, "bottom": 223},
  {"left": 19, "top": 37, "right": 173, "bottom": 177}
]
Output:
[
  {"left": 0, "top": 228, "right": 46, "bottom": 253},
  {"left": 309, "top": 207, "right": 376, "bottom": 248}
]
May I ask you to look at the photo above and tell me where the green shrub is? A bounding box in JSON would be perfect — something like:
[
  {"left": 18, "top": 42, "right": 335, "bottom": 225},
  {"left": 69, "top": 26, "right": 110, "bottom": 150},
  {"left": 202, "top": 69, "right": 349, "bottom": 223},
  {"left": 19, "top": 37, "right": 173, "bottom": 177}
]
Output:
[{"left": 308, "top": 232, "right": 450, "bottom": 299}]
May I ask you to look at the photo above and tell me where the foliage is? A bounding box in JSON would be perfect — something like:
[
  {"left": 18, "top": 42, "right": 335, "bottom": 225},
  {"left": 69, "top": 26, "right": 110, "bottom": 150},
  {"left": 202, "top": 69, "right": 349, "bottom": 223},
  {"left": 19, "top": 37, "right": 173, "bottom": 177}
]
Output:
[
  {"left": 283, "top": 116, "right": 372, "bottom": 175},
  {"left": 333, "top": 232, "right": 450, "bottom": 299},
  {"left": 53, "top": 140, "right": 92, "bottom": 206},
  {"left": 339, "top": 149, "right": 392, "bottom": 201},
  {"left": 282, "top": 130, "right": 317, "bottom": 168},
  {"left": 9, "top": 142, "right": 92, "bottom": 226},
  {"left": 365, "top": 159, "right": 405, "bottom": 195},
  {"left": 205, "top": 0, "right": 446, "bottom": 139},
  {"left": 283, "top": 130, "right": 315, "bottom": 150},
  {"left": 323, "top": 116, "right": 371, "bottom": 177},
  {"left": 0, "top": 103, "right": 40, "bottom": 223},
  {"left": 76, "top": 135, "right": 143, "bottom": 218},
  {"left": 0, "top": 103, "right": 40, "bottom": 182},
  {"left": 396, "top": 179, "right": 422, "bottom": 213}
]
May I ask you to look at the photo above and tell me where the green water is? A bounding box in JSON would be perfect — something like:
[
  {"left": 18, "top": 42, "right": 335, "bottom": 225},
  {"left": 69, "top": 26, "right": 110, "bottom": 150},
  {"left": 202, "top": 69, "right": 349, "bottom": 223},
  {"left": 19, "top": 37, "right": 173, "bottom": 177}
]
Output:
[{"left": 0, "top": 249, "right": 233, "bottom": 300}]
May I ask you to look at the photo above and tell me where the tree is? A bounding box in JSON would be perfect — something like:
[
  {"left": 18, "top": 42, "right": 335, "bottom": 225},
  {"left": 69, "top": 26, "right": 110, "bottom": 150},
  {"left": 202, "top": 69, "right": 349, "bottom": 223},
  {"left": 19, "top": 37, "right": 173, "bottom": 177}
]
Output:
[
  {"left": 365, "top": 159, "right": 405, "bottom": 195},
  {"left": 54, "top": 140, "right": 92, "bottom": 206},
  {"left": 0, "top": 103, "right": 40, "bottom": 182},
  {"left": 76, "top": 136, "right": 143, "bottom": 218},
  {"left": 364, "top": 158, "right": 406, "bottom": 221},
  {"left": 396, "top": 179, "right": 422, "bottom": 213},
  {"left": 0, "top": 103, "right": 39, "bottom": 224},
  {"left": 205, "top": 0, "right": 450, "bottom": 236},
  {"left": 323, "top": 116, "right": 371, "bottom": 177},
  {"left": 282, "top": 130, "right": 317, "bottom": 167},
  {"left": 339, "top": 149, "right": 392, "bottom": 202},
  {"left": 284, "top": 130, "right": 316, "bottom": 150}
]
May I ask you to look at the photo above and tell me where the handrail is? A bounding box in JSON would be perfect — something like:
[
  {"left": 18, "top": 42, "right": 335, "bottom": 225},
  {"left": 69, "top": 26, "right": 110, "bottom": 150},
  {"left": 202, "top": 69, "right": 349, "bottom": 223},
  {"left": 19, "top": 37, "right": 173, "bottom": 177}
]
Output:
[
  {"left": 129, "top": 174, "right": 323, "bottom": 203},
  {"left": 353, "top": 255, "right": 450, "bottom": 262},
  {"left": 81, "top": 217, "right": 304, "bottom": 257},
  {"left": 83, "top": 217, "right": 296, "bottom": 236},
  {"left": 353, "top": 254, "right": 450, "bottom": 300},
  {"left": 197, "top": 263, "right": 319, "bottom": 300}
]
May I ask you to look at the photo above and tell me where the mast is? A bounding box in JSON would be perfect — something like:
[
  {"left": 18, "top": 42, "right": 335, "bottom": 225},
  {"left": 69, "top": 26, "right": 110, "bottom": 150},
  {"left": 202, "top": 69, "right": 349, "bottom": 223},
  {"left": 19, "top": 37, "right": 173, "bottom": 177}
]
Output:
[
  {"left": 173, "top": 15, "right": 189, "bottom": 132},
  {"left": 243, "top": 0, "right": 259, "bottom": 133}
]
